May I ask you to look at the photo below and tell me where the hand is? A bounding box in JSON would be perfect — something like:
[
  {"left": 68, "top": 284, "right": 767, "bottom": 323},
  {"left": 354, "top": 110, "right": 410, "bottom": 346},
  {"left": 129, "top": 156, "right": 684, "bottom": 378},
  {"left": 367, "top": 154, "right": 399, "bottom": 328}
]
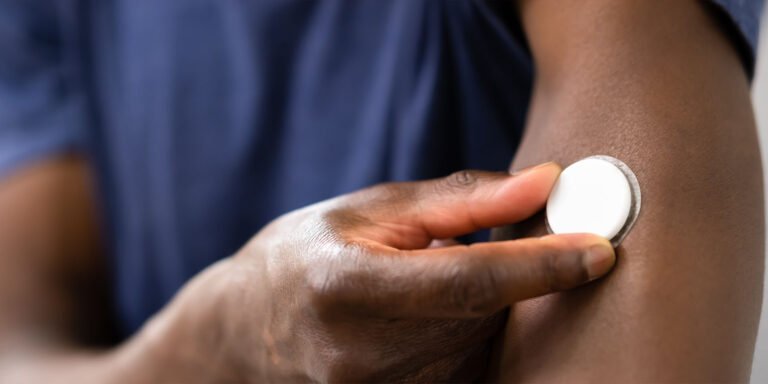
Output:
[{"left": 141, "top": 163, "right": 616, "bottom": 382}]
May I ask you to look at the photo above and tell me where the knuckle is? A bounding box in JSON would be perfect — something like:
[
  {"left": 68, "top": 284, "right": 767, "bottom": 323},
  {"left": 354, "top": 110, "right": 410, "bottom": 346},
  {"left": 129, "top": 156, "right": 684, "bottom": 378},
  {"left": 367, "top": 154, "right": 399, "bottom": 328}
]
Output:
[
  {"left": 306, "top": 271, "right": 342, "bottom": 315},
  {"left": 445, "top": 258, "right": 501, "bottom": 315},
  {"left": 305, "top": 260, "right": 348, "bottom": 316},
  {"left": 305, "top": 243, "right": 369, "bottom": 317},
  {"left": 445, "top": 170, "right": 479, "bottom": 190}
]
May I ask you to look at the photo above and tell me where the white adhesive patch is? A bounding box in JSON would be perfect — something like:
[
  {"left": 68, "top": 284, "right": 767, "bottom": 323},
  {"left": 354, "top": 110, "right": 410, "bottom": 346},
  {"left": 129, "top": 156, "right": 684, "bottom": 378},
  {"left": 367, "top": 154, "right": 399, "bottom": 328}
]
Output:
[{"left": 546, "top": 156, "right": 641, "bottom": 246}]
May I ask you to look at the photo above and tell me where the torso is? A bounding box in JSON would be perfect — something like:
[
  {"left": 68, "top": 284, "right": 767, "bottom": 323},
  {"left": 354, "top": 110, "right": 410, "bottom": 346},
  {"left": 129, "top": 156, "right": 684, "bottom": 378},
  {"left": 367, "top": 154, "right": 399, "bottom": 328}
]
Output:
[{"left": 64, "top": 0, "right": 532, "bottom": 335}]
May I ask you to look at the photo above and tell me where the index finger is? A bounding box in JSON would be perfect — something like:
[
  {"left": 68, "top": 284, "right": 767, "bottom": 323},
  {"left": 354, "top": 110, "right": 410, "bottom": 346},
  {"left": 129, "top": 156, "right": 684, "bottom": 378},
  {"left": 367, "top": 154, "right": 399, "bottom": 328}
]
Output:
[{"left": 310, "top": 233, "right": 615, "bottom": 319}]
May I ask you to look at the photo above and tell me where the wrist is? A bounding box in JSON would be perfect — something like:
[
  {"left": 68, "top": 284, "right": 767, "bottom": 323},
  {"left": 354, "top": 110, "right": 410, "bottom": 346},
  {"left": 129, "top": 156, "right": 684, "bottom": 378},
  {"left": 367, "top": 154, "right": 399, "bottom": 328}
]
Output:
[{"left": 120, "top": 258, "right": 247, "bottom": 383}]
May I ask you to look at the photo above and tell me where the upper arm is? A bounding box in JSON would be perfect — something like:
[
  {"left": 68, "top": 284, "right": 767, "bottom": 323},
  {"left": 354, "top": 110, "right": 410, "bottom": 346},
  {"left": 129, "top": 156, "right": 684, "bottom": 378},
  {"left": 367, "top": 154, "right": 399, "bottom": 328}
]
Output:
[{"left": 494, "top": 0, "right": 764, "bottom": 381}]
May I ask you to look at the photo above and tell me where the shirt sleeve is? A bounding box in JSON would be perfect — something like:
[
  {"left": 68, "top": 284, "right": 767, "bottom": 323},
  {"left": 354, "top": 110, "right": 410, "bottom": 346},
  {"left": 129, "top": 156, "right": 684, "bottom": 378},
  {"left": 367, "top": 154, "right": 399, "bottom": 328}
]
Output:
[
  {"left": 0, "top": 1, "right": 85, "bottom": 178},
  {"left": 707, "top": 0, "right": 765, "bottom": 78}
]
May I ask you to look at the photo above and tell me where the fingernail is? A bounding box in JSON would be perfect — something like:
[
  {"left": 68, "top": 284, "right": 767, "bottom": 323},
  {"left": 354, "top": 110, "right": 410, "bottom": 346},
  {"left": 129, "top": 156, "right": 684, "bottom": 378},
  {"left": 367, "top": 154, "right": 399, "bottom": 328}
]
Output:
[
  {"left": 584, "top": 241, "right": 616, "bottom": 280},
  {"left": 511, "top": 161, "right": 559, "bottom": 176}
]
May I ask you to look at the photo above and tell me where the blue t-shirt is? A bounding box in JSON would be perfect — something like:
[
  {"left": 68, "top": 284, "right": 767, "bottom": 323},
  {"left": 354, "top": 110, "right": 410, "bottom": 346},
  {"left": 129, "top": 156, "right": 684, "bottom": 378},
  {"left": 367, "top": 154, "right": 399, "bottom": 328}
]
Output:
[{"left": 0, "top": 0, "right": 762, "bottom": 337}]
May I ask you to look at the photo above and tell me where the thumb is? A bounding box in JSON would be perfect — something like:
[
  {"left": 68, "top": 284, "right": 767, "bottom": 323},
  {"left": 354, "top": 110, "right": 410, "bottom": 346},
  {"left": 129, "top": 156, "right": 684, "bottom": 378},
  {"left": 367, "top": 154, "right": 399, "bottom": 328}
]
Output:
[{"left": 348, "top": 162, "right": 561, "bottom": 249}]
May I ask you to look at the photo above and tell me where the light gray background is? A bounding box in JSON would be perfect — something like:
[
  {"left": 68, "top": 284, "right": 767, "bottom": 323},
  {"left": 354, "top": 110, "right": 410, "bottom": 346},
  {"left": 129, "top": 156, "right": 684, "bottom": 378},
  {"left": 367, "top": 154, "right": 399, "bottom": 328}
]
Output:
[{"left": 752, "top": 6, "right": 768, "bottom": 383}]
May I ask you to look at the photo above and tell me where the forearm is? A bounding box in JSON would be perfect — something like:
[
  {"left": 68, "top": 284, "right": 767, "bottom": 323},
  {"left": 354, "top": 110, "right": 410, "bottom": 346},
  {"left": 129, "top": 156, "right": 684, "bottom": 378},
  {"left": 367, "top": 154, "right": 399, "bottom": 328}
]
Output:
[
  {"left": 497, "top": 0, "right": 763, "bottom": 382},
  {"left": 0, "top": 258, "right": 241, "bottom": 384},
  {"left": 0, "top": 344, "right": 122, "bottom": 383},
  {"left": 0, "top": 158, "right": 275, "bottom": 383}
]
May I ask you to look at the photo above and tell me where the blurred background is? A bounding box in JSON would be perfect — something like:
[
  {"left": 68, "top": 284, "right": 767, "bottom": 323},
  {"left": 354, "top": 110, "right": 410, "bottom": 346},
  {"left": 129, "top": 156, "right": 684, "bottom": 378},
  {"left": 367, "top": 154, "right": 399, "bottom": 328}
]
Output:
[
  {"left": 753, "top": 6, "right": 768, "bottom": 382},
  {"left": 0, "top": 3, "right": 766, "bottom": 381}
]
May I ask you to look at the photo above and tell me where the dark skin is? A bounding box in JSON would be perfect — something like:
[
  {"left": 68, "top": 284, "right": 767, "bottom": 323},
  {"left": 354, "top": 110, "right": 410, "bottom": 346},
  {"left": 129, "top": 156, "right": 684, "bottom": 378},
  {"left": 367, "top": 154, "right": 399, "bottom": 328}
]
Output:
[
  {"left": 495, "top": 0, "right": 764, "bottom": 382},
  {"left": 0, "top": 159, "right": 614, "bottom": 382},
  {"left": 0, "top": 0, "right": 763, "bottom": 382}
]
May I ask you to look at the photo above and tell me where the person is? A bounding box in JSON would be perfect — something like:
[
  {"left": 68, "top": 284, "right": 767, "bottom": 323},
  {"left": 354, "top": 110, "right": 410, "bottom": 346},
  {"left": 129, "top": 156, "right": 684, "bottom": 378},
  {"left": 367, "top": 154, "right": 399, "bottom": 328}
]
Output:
[{"left": 0, "top": 0, "right": 763, "bottom": 382}]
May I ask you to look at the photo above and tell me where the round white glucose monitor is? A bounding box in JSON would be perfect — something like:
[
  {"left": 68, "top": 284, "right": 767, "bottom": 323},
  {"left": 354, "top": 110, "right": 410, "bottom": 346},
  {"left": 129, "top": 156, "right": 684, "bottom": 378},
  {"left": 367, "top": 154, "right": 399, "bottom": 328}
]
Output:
[{"left": 546, "top": 156, "right": 641, "bottom": 246}]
